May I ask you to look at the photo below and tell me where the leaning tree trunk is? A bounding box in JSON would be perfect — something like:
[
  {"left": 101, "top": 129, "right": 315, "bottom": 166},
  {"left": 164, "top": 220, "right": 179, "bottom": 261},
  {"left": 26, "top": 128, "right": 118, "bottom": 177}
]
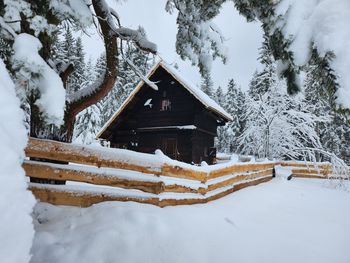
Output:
[{"left": 28, "top": 0, "right": 118, "bottom": 184}]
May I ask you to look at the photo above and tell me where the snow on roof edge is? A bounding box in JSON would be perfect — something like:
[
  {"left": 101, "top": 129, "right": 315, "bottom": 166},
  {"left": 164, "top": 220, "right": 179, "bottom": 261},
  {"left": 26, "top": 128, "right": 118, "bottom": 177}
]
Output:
[
  {"left": 159, "top": 61, "right": 233, "bottom": 122},
  {"left": 96, "top": 62, "right": 161, "bottom": 139},
  {"left": 96, "top": 60, "right": 233, "bottom": 139}
]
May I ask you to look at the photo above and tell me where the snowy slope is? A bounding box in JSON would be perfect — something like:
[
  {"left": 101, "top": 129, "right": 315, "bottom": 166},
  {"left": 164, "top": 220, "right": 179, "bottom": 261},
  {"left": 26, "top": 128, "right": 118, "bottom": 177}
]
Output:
[{"left": 31, "top": 178, "right": 350, "bottom": 263}]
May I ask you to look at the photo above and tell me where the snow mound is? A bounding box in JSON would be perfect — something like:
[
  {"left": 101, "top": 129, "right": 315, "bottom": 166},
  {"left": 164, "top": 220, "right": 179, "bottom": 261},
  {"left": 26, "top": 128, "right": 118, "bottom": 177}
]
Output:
[
  {"left": 31, "top": 179, "right": 350, "bottom": 263},
  {"left": 0, "top": 59, "right": 36, "bottom": 263}
]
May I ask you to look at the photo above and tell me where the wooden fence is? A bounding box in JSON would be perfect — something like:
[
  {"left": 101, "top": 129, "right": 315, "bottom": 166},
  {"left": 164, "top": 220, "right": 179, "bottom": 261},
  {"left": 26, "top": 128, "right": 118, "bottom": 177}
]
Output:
[
  {"left": 280, "top": 162, "right": 333, "bottom": 179},
  {"left": 24, "top": 138, "right": 333, "bottom": 208}
]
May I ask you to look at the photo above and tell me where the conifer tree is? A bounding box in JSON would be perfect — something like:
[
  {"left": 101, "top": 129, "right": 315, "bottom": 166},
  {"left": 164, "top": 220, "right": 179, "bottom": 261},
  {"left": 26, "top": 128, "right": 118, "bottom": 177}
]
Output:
[
  {"left": 200, "top": 72, "right": 214, "bottom": 98},
  {"left": 62, "top": 27, "right": 76, "bottom": 63},
  {"left": 74, "top": 104, "right": 102, "bottom": 144},
  {"left": 73, "top": 56, "right": 102, "bottom": 144},
  {"left": 223, "top": 79, "right": 246, "bottom": 153},
  {"left": 70, "top": 37, "right": 86, "bottom": 93},
  {"left": 0, "top": 38, "right": 11, "bottom": 66},
  {"left": 214, "top": 80, "right": 247, "bottom": 153},
  {"left": 214, "top": 86, "right": 227, "bottom": 152},
  {"left": 248, "top": 35, "right": 275, "bottom": 99},
  {"left": 214, "top": 86, "right": 224, "bottom": 106},
  {"left": 304, "top": 50, "right": 350, "bottom": 163}
]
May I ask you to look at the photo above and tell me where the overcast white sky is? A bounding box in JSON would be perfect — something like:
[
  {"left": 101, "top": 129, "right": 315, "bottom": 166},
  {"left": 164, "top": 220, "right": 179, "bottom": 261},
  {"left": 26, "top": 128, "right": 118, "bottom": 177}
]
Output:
[{"left": 81, "top": 0, "right": 263, "bottom": 91}]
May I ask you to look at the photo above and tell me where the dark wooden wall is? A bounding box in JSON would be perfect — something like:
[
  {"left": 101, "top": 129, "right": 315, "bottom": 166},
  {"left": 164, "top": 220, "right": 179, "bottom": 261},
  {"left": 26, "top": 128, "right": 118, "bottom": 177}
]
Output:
[{"left": 104, "top": 67, "right": 222, "bottom": 164}]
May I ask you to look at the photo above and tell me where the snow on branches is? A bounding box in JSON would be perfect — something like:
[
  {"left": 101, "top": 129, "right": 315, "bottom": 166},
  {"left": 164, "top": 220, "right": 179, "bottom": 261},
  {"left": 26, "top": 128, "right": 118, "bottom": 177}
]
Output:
[
  {"left": 1, "top": 0, "right": 157, "bottom": 137},
  {"left": 68, "top": 0, "right": 157, "bottom": 106},
  {"left": 12, "top": 33, "right": 65, "bottom": 125},
  {"left": 50, "top": 0, "right": 93, "bottom": 28},
  {"left": 96, "top": 0, "right": 157, "bottom": 54},
  {"left": 166, "top": 0, "right": 227, "bottom": 76},
  {"left": 166, "top": 0, "right": 350, "bottom": 108},
  {"left": 231, "top": 0, "right": 350, "bottom": 108},
  {"left": 115, "top": 28, "right": 157, "bottom": 54},
  {"left": 273, "top": 0, "right": 350, "bottom": 108},
  {"left": 239, "top": 83, "right": 327, "bottom": 160}
]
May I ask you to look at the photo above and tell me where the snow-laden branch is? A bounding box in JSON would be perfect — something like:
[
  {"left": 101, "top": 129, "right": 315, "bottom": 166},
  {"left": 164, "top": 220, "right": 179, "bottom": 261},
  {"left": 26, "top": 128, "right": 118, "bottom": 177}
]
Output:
[
  {"left": 68, "top": 71, "right": 105, "bottom": 103},
  {"left": 97, "top": 0, "right": 157, "bottom": 54},
  {"left": 69, "top": 0, "right": 157, "bottom": 108},
  {"left": 166, "top": 0, "right": 227, "bottom": 76},
  {"left": 124, "top": 58, "right": 158, "bottom": 90},
  {"left": 238, "top": 77, "right": 328, "bottom": 161},
  {"left": 50, "top": 0, "right": 93, "bottom": 28},
  {"left": 12, "top": 33, "right": 65, "bottom": 126},
  {"left": 0, "top": 17, "right": 17, "bottom": 39},
  {"left": 285, "top": 147, "right": 350, "bottom": 180},
  {"left": 115, "top": 27, "right": 157, "bottom": 54},
  {"left": 66, "top": 0, "right": 118, "bottom": 118},
  {"left": 273, "top": 0, "right": 350, "bottom": 108}
]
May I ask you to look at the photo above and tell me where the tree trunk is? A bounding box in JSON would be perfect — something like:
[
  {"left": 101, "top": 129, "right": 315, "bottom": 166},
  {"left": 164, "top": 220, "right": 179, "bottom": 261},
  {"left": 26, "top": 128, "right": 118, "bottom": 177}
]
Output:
[
  {"left": 28, "top": 0, "right": 119, "bottom": 184},
  {"left": 29, "top": 95, "right": 75, "bottom": 184}
]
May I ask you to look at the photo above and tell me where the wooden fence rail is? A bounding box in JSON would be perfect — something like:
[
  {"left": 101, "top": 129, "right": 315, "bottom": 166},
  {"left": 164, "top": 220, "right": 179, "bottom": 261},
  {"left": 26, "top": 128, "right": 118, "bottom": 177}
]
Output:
[
  {"left": 24, "top": 138, "right": 336, "bottom": 207},
  {"left": 280, "top": 161, "right": 333, "bottom": 179}
]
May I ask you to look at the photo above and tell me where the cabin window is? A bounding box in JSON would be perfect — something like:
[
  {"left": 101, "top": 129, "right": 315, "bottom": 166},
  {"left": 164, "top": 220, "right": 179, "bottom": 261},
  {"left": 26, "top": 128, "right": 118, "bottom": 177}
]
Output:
[{"left": 160, "top": 99, "right": 171, "bottom": 111}]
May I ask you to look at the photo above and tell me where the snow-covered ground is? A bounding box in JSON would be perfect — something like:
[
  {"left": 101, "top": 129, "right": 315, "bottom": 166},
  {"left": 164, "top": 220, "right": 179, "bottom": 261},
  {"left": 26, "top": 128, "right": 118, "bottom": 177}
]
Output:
[{"left": 31, "top": 178, "right": 350, "bottom": 263}]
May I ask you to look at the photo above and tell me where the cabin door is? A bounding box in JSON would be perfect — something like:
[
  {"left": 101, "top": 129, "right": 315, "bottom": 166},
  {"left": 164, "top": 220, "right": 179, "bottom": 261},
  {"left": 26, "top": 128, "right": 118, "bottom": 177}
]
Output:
[{"left": 161, "top": 137, "right": 178, "bottom": 160}]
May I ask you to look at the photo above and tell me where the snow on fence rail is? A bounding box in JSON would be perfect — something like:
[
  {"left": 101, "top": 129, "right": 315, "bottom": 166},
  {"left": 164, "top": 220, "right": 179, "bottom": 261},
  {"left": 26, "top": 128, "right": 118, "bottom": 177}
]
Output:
[
  {"left": 24, "top": 138, "right": 334, "bottom": 207},
  {"left": 280, "top": 161, "right": 333, "bottom": 179}
]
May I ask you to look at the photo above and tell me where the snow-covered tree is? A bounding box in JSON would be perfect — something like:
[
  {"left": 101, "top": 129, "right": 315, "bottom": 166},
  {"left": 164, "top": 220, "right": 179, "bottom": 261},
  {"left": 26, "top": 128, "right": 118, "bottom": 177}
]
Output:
[
  {"left": 214, "top": 86, "right": 224, "bottom": 106},
  {"left": 200, "top": 72, "right": 214, "bottom": 98},
  {"left": 166, "top": 0, "right": 227, "bottom": 76},
  {"left": 70, "top": 37, "right": 86, "bottom": 93},
  {"left": 0, "top": 0, "right": 157, "bottom": 144},
  {"left": 240, "top": 39, "right": 328, "bottom": 160},
  {"left": 52, "top": 31, "right": 87, "bottom": 95},
  {"left": 74, "top": 104, "right": 102, "bottom": 144},
  {"left": 214, "top": 79, "right": 246, "bottom": 153},
  {"left": 167, "top": 0, "right": 350, "bottom": 108},
  {"left": 222, "top": 79, "right": 246, "bottom": 153},
  {"left": 239, "top": 80, "right": 325, "bottom": 160},
  {"left": 304, "top": 50, "right": 350, "bottom": 164},
  {"left": 248, "top": 35, "right": 275, "bottom": 99},
  {"left": 62, "top": 28, "right": 75, "bottom": 63},
  {"left": 73, "top": 56, "right": 103, "bottom": 144},
  {"left": 213, "top": 86, "right": 226, "bottom": 152}
]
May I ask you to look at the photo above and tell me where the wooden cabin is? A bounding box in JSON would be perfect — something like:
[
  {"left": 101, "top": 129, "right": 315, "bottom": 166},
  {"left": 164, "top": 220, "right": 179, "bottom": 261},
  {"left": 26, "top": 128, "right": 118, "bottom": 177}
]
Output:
[{"left": 96, "top": 61, "right": 232, "bottom": 164}]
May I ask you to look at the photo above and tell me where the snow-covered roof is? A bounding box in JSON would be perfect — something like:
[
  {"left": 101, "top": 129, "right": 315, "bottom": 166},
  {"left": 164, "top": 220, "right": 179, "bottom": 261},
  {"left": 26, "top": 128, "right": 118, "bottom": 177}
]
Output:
[
  {"left": 159, "top": 61, "right": 233, "bottom": 121},
  {"left": 97, "top": 61, "right": 233, "bottom": 139}
]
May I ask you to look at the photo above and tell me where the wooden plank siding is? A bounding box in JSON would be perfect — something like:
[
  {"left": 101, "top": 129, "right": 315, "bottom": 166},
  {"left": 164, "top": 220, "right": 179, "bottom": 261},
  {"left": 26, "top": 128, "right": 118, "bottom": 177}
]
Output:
[{"left": 98, "top": 66, "right": 226, "bottom": 164}]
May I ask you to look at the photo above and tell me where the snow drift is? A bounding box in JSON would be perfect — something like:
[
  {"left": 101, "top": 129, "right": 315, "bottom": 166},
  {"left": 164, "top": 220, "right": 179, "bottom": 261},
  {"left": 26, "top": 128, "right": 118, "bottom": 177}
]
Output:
[{"left": 0, "top": 59, "right": 36, "bottom": 263}]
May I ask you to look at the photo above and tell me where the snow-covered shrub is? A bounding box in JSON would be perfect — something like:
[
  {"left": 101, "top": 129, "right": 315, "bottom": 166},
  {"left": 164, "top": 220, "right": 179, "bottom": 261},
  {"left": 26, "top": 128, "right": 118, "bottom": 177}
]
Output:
[{"left": 0, "top": 59, "right": 36, "bottom": 263}]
